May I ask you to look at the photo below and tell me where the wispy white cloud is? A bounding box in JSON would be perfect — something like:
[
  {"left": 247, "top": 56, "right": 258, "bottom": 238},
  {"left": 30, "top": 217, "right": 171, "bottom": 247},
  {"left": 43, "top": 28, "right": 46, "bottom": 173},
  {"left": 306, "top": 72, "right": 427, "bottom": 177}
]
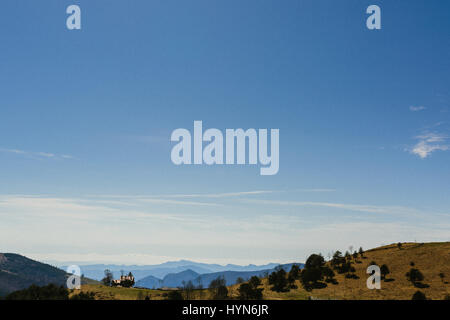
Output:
[
  {"left": 137, "top": 198, "right": 220, "bottom": 206},
  {"left": 163, "top": 191, "right": 275, "bottom": 198},
  {"left": 89, "top": 189, "right": 334, "bottom": 200},
  {"left": 14, "top": 219, "right": 450, "bottom": 265},
  {"left": 240, "top": 199, "right": 435, "bottom": 218},
  {"left": 1, "top": 194, "right": 448, "bottom": 265},
  {"left": 90, "top": 190, "right": 275, "bottom": 200},
  {"left": 84, "top": 191, "right": 277, "bottom": 207},
  {"left": 37, "top": 152, "right": 55, "bottom": 158},
  {"left": 409, "top": 132, "right": 449, "bottom": 158},
  {"left": 0, "top": 148, "right": 73, "bottom": 160},
  {"left": 0, "top": 195, "right": 201, "bottom": 224},
  {"left": 295, "top": 189, "right": 336, "bottom": 192},
  {"left": 409, "top": 105, "right": 426, "bottom": 112},
  {"left": 0, "top": 148, "right": 26, "bottom": 154}
]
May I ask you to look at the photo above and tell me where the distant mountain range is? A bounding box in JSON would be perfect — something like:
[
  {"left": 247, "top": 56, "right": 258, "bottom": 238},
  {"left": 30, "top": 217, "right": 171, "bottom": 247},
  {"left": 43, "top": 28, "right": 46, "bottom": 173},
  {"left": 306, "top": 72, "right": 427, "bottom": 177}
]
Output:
[
  {"left": 161, "top": 269, "right": 200, "bottom": 288},
  {"left": 0, "top": 253, "right": 68, "bottom": 297},
  {"left": 0, "top": 253, "right": 303, "bottom": 295},
  {"left": 61, "top": 260, "right": 284, "bottom": 282},
  {"left": 136, "top": 263, "right": 303, "bottom": 289}
]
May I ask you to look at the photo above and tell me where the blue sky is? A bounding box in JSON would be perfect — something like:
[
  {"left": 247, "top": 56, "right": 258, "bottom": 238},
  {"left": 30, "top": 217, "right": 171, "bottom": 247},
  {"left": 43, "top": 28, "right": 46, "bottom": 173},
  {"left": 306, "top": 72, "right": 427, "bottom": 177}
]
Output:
[{"left": 0, "top": 0, "right": 449, "bottom": 265}]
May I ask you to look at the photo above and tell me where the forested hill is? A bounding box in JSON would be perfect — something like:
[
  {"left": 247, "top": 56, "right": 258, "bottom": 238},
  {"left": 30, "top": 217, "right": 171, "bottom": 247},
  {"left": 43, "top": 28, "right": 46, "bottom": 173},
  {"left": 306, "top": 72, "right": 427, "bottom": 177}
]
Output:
[{"left": 0, "top": 253, "right": 67, "bottom": 297}]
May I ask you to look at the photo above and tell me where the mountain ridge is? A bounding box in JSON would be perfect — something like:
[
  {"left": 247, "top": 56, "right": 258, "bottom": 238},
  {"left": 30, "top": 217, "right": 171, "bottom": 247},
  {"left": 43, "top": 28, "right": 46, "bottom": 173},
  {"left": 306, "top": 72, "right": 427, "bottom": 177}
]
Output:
[
  {"left": 61, "top": 260, "right": 282, "bottom": 281},
  {"left": 135, "top": 263, "right": 304, "bottom": 289},
  {"left": 0, "top": 253, "right": 68, "bottom": 297}
]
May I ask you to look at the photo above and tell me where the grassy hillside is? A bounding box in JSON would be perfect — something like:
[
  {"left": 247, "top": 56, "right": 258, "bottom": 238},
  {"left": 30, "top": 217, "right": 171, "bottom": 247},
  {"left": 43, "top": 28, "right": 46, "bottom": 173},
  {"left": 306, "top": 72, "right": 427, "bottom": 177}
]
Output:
[
  {"left": 75, "top": 242, "right": 450, "bottom": 300},
  {"left": 73, "top": 284, "right": 175, "bottom": 300},
  {"left": 248, "top": 242, "right": 450, "bottom": 300}
]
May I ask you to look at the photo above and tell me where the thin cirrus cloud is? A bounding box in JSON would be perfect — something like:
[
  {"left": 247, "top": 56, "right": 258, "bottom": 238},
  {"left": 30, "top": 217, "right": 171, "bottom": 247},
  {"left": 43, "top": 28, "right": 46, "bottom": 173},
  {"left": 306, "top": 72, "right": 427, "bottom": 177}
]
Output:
[
  {"left": 0, "top": 148, "right": 73, "bottom": 160},
  {"left": 161, "top": 190, "right": 275, "bottom": 198},
  {"left": 409, "top": 132, "right": 449, "bottom": 159},
  {"left": 409, "top": 105, "right": 426, "bottom": 112},
  {"left": 137, "top": 198, "right": 221, "bottom": 206},
  {"left": 90, "top": 190, "right": 276, "bottom": 200},
  {"left": 83, "top": 191, "right": 277, "bottom": 207},
  {"left": 0, "top": 195, "right": 201, "bottom": 223},
  {"left": 90, "top": 189, "right": 334, "bottom": 200},
  {"left": 295, "top": 188, "right": 336, "bottom": 192},
  {"left": 2, "top": 194, "right": 448, "bottom": 265},
  {"left": 240, "top": 199, "right": 435, "bottom": 218}
]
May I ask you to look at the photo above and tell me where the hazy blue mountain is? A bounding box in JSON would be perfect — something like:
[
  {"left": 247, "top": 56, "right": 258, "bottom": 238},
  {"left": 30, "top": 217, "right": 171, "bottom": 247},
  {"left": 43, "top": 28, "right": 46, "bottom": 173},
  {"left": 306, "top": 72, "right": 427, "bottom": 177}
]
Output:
[
  {"left": 134, "top": 275, "right": 162, "bottom": 289},
  {"left": 0, "top": 253, "right": 68, "bottom": 297},
  {"left": 61, "top": 260, "right": 281, "bottom": 281},
  {"left": 136, "top": 265, "right": 213, "bottom": 279},
  {"left": 195, "top": 270, "right": 269, "bottom": 288},
  {"left": 136, "top": 263, "right": 304, "bottom": 289},
  {"left": 195, "top": 263, "right": 302, "bottom": 288},
  {"left": 160, "top": 269, "right": 200, "bottom": 288}
]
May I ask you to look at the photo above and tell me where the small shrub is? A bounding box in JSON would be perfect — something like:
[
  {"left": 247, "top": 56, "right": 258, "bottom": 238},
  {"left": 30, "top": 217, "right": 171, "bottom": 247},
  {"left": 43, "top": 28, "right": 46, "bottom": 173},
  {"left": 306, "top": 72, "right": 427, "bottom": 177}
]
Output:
[
  {"left": 411, "top": 291, "right": 426, "bottom": 300},
  {"left": 167, "top": 290, "right": 183, "bottom": 300}
]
